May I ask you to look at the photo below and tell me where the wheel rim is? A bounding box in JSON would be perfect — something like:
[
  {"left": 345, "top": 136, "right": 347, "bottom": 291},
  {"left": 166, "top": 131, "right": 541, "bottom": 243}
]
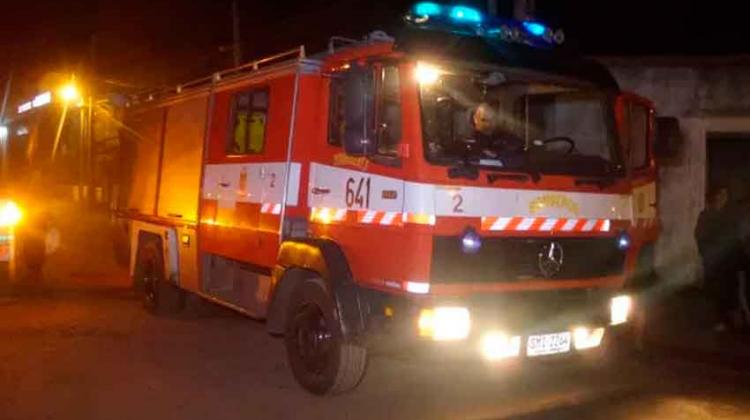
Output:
[{"left": 293, "top": 303, "right": 334, "bottom": 375}]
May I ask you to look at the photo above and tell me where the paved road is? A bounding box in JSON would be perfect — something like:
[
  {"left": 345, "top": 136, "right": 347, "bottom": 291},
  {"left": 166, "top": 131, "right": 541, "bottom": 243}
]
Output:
[{"left": 0, "top": 287, "right": 749, "bottom": 420}]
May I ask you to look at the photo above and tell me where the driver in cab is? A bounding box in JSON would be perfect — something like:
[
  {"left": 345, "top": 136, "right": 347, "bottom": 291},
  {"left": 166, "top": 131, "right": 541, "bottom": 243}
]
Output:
[{"left": 469, "top": 102, "right": 525, "bottom": 160}]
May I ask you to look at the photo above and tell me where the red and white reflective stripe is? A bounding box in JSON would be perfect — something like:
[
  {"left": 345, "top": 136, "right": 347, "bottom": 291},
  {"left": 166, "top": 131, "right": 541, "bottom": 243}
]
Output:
[
  {"left": 309, "top": 207, "right": 348, "bottom": 224},
  {"left": 260, "top": 203, "right": 282, "bottom": 215},
  {"left": 402, "top": 212, "right": 437, "bottom": 226},
  {"left": 481, "top": 217, "right": 611, "bottom": 233},
  {"left": 356, "top": 210, "right": 403, "bottom": 226}
]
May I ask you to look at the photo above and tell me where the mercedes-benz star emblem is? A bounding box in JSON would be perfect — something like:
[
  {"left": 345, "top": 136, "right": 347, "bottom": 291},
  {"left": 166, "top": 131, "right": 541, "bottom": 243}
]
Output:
[{"left": 538, "top": 241, "right": 564, "bottom": 279}]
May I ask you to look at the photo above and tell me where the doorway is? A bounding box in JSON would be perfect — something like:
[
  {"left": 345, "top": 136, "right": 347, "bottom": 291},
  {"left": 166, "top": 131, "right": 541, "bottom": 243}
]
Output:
[{"left": 707, "top": 134, "right": 750, "bottom": 206}]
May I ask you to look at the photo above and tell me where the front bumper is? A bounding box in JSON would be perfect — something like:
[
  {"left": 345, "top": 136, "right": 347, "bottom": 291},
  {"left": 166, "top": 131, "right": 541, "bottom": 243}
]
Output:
[{"left": 359, "top": 286, "right": 636, "bottom": 362}]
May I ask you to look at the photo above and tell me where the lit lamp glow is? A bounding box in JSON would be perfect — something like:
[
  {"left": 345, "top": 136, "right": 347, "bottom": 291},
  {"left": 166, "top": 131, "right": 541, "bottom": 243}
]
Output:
[
  {"left": 415, "top": 62, "right": 442, "bottom": 85},
  {"left": 573, "top": 327, "right": 605, "bottom": 350},
  {"left": 418, "top": 306, "right": 471, "bottom": 341},
  {"left": 610, "top": 295, "right": 632, "bottom": 326},
  {"left": 58, "top": 83, "right": 81, "bottom": 103},
  {"left": 480, "top": 331, "right": 521, "bottom": 360},
  {"left": 0, "top": 201, "right": 22, "bottom": 227}
]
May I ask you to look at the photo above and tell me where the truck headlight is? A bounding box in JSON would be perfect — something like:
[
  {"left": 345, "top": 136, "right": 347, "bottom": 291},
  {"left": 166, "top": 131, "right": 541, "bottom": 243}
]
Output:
[
  {"left": 573, "top": 326, "right": 605, "bottom": 350},
  {"left": 418, "top": 306, "right": 471, "bottom": 341},
  {"left": 610, "top": 295, "right": 632, "bottom": 326},
  {"left": 0, "top": 201, "right": 22, "bottom": 227},
  {"left": 480, "top": 331, "right": 521, "bottom": 360}
]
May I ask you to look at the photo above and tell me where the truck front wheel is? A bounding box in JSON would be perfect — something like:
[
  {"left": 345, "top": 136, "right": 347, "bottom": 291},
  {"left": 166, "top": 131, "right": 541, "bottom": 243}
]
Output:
[
  {"left": 135, "top": 242, "right": 183, "bottom": 315},
  {"left": 284, "top": 279, "right": 367, "bottom": 395}
]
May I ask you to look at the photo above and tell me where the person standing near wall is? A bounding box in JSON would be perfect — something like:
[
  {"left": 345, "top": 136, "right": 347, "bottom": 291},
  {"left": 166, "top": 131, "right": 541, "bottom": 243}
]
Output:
[{"left": 695, "top": 185, "right": 743, "bottom": 332}]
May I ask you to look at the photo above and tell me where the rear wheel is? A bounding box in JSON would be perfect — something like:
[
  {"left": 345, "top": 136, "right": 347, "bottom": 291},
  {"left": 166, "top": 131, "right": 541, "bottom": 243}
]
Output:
[
  {"left": 284, "top": 279, "right": 367, "bottom": 395},
  {"left": 136, "top": 242, "right": 184, "bottom": 315}
]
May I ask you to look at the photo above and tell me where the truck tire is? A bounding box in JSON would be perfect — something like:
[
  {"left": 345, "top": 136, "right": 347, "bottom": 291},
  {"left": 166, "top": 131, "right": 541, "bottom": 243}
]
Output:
[
  {"left": 284, "top": 278, "right": 367, "bottom": 395},
  {"left": 136, "top": 242, "right": 184, "bottom": 315}
]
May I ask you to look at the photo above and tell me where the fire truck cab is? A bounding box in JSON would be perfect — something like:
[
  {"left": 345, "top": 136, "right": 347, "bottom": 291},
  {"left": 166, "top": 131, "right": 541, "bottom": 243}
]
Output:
[{"left": 118, "top": 3, "right": 679, "bottom": 395}]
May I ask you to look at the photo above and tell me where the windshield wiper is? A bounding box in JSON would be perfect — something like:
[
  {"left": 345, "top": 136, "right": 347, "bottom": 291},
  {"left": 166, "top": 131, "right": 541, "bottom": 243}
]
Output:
[
  {"left": 486, "top": 170, "right": 541, "bottom": 184},
  {"left": 487, "top": 173, "right": 529, "bottom": 183}
]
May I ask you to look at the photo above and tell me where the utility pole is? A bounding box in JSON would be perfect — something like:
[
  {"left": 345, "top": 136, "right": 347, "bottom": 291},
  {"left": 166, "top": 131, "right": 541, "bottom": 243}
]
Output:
[
  {"left": 0, "top": 72, "right": 10, "bottom": 181},
  {"left": 513, "top": 0, "right": 535, "bottom": 20},
  {"left": 232, "top": 0, "right": 242, "bottom": 66}
]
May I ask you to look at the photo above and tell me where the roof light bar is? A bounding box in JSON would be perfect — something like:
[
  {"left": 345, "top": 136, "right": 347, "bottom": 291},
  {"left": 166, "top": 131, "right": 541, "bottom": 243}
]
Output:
[
  {"left": 522, "top": 21, "right": 547, "bottom": 37},
  {"left": 413, "top": 1, "right": 442, "bottom": 16},
  {"left": 448, "top": 5, "right": 482, "bottom": 23},
  {"left": 406, "top": 2, "right": 565, "bottom": 47}
]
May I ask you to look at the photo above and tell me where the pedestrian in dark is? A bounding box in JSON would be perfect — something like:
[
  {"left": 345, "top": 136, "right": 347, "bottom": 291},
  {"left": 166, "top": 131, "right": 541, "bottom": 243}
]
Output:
[{"left": 695, "top": 185, "right": 742, "bottom": 332}]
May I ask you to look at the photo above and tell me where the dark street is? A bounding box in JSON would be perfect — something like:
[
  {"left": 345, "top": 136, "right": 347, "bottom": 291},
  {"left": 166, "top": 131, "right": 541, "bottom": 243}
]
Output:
[
  {"left": 4, "top": 0, "right": 750, "bottom": 417},
  {"left": 0, "top": 281, "right": 749, "bottom": 420}
]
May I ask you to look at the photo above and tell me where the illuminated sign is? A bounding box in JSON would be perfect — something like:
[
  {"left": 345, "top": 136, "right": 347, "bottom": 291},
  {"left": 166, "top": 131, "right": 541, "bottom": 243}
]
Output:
[
  {"left": 17, "top": 102, "right": 32, "bottom": 114},
  {"left": 17, "top": 90, "right": 53, "bottom": 114},
  {"left": 32, "top": 91, "right": 51, "bottom": 108}
]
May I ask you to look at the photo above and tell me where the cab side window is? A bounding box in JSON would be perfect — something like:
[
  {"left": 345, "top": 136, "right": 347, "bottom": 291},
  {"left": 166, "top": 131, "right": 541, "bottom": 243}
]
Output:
[
  {"left": 628, "top": 103, "right": 650, "bottom": 169},
  {"left": 376, "top": 65, "right": 402, "bottom": 156},
  {"left": 228, "top": 88, "right": 269, "bottom": 155},
  {"left": 327, "top": 64, "right": 402, "bottom": 159},
  {"left": 328, "top": 78, "right": 345, "bottom": 147}
]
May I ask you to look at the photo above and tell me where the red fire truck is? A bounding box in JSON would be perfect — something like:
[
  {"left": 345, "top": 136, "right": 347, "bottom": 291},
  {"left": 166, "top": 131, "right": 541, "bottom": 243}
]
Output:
[{"left": 117, "top": 3, "right": 679, "bottom": 394}]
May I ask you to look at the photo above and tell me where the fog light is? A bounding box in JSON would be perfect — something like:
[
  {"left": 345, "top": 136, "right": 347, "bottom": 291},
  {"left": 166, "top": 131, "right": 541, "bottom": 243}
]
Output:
[
  {"left": 616, "top": 232, "right": 631, "bottom": 251},
  {"left": 480, "top": 331, "right": 521, "bottom": 360},
  {"left": 460, "top": 227, "right": 482, "bottom": 254},
  {"left": 418, "top": 306, "right": 471, "bottom": 341},
  {"left": 573, "top": 327, "right": 605, "bottom": 350},
  {"left": 610, "top": 295, "right": 632, "bottom": 326}
]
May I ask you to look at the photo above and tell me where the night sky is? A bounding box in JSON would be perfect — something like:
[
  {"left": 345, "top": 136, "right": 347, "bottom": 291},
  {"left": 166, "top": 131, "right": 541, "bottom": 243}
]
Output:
[{"left": 1, "top": 0, "right": 749, "bottom": 96}]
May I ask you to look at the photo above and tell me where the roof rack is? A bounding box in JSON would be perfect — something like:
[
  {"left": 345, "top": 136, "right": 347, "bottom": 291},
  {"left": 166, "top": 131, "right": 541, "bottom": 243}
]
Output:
[
  {"left": 326, "top": 31, "right": 395, "bottom": 55},
  {"left": 130, "top": 46, "right": 306, "bottom": 105}
]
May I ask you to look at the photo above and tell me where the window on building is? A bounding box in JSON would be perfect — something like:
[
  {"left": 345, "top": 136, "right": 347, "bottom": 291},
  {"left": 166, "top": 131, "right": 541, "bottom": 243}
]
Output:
[
  {"left": 228, "top": 88, "right": 269, "bottom": 155},
  {"left": 628, "top": 103, "right": 649, "bottom": 169}
]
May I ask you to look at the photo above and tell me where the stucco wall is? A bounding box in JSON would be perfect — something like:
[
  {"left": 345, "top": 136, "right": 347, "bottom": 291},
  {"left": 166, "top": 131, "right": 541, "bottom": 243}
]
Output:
[{"left": 604, "top": 62, "right": 750, "bottom": 286}]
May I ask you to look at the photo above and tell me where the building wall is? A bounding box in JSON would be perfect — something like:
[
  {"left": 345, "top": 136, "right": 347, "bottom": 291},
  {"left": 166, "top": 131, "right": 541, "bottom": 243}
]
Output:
[{"left": 605, "top": 62, "right": 750, "bottom": 287}]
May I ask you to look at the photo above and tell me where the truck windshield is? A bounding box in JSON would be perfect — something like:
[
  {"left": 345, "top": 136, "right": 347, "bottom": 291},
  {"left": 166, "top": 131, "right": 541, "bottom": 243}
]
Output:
[{"left": 419, "top": 67, "right": 622, "bottom": 177}]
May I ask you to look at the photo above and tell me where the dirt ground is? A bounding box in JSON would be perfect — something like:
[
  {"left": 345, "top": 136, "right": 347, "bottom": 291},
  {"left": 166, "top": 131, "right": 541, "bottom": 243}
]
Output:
[
  {"left": 1, "top": 284, "right": 750, "bottom": 420},
  {"left": 1, "top": 209, "right": 749, "bottom": 419}
]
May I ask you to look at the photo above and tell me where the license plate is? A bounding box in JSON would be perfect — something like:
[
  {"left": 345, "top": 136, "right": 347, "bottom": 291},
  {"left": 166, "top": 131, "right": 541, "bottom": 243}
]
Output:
[{"left": 527, "top": 332, "right": 572, "bottom": 357}]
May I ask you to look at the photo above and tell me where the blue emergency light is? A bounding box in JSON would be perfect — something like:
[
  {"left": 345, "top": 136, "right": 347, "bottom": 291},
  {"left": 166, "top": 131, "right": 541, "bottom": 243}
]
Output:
[
  {"left": 413, "top": 1, "right": 442, "bottom": 16},
  {"left": 449, "top": 6, "right": 483, "bottom": 23},
  {"left": 408, "top": 2, "right": 564, "bottom": 47},
  {"left": 522, "top": 21, "right": 547, "bottom": 37}
]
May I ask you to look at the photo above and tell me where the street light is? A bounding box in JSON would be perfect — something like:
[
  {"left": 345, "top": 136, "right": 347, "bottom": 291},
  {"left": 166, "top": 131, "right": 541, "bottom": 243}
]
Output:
[
  {"left": 58, "top": 82, "right": 80, "bottom": 104},
  {"left": 51, "top": 81, "right": 81, "bottom": 160}
]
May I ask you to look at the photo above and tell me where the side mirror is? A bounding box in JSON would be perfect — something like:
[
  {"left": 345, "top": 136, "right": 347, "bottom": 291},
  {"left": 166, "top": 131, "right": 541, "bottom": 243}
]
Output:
[
  {"left": 341, "top": 66, "right": 375, "bottom": 156},
  {"left": 654, "top": 116, "right": 682, "bottom": 160}
]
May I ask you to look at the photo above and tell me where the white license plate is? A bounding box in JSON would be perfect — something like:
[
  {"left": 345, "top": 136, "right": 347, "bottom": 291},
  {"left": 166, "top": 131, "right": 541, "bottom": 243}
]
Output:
[{"left": 527, "top": 332, "right": 572, "bottom": 357}]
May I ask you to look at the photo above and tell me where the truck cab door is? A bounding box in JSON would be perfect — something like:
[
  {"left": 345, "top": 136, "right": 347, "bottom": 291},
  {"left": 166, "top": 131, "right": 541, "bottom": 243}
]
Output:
[
  {"left": 616, "top": 94, "right": 657, "bottom": 231},
  {"left": 310, "top": 63, "right": 405, "bottom": 218}
]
